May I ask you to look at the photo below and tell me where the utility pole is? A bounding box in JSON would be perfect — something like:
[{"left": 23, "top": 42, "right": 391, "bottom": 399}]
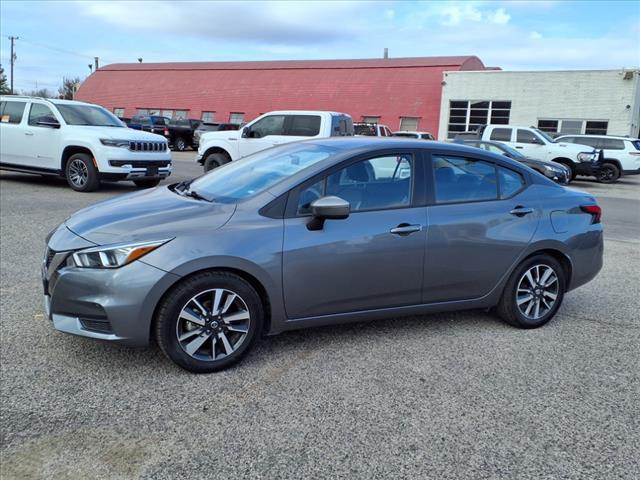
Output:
[{"left": 9, "top": 36, "right": 18, "bottom": 94}]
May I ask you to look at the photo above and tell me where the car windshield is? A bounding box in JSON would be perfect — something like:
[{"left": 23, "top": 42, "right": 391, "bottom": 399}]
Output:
[
  {"left": 56, "top": 104, "right": 125, "bottom": 127},
  {"left": 533, "top": 128, "right": 555, "bottom": 143},
  {"left": 188, "top": 143, "right": 339, "bottom": 203}
]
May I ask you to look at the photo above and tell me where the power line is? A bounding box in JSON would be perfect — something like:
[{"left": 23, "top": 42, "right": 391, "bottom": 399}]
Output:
[{"left": 3, "top": 35, "right": 95, "bottom": 60}]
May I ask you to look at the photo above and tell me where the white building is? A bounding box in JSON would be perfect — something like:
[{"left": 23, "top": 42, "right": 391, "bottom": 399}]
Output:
[{"left": 438, "top": 69, "right": 640, "bottom": 140}]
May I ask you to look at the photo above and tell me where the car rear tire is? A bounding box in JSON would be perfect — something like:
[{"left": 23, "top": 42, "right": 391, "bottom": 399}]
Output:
[
  {"left": 596, "top": 162, "right": 620, "bottom": 184},
  {"left": 203, "top": 153, "right": 229, "bottom": 172},
  {"left": 497, "top": 254, "right": 566, "bottom": 329},
  {"left": 65, "top": 153, "right": 100, "bottom": 192},
  {"left": 133, "top": 179, "right": 161, "bottom": 188},
  {"left": 174, "top": 137, "right": 187, "bottom": 151},
  {"left": 155, "top": 271, "right": 264, "bottom": 373}
]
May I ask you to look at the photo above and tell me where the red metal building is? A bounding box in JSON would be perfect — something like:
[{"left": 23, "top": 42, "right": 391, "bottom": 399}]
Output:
[{"left": 76, "top": 56, "right": 486, "bottom": 135}]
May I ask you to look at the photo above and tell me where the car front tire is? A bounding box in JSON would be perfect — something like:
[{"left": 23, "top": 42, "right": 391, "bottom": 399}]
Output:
[
  {"left": 65, "top": 153, "right": 100, "bottom": 192},
  {"left": 597, "top": 162, "right": 620, "bottom": 184},
  {"left": 203, "top": 153, "right": 229, "bottom": 172},
  {"left": 155, "top": 271, "right": 264, "bottom": 373},
  {"left": 174, "top": 136, "right": 187, "bottom": 151},
  {"left": 497, "top": 254, "right": 566, "bottom": 329}
]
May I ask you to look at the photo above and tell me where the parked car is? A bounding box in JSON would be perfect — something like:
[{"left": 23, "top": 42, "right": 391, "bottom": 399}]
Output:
[
  {"left": 193, "top": 122, "right": 240, "bottom": 149},
  {"left": 393, "top": 131, "right": 435, "bottom": 140},
  {"left": 196, "top": 110, "right": 354, "bottom": 171},
  {"left": 555, "top": 134, "right": 640, "bottom": 182},
  {"left": 469, "top": 125, "right": 600, "bottom": 181},
  {"left": 165, "top": 118, "right": 201, "bottom": 151},
  {"left": 0, "top": 96, "right": 171, "bottom": 191},
  {"left": 460, "top": 139, "right": 571, "bottom": 184},
  {"left": 354, "top": 122, "right": 393, "bottom": 137},
  {"left": 128, "top": 115, "right": 170, "bottom": 138},
  {"left": 43, "top": 138, "right": 603, "bottom": 372}
]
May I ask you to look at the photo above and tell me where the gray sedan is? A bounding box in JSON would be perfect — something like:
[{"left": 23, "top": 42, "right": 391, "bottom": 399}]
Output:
[{"left": 43, "top": 138, "right": 603, "bottom": 372}]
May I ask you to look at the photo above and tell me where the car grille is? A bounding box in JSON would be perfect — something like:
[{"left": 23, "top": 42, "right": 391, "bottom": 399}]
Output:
[
  {"left": 128, "top": 141, "right": 167, "bottom": 152},
  {"left": 79, "top": 318, "right": 113, "bottom": 334},
  {"left": 109, "top": 160, "right": 171, "bottom": 168}
]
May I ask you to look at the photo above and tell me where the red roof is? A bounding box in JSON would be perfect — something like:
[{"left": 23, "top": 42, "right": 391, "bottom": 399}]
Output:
[{"left": 76, "top": 56, "right": 486, "bottom": 136}]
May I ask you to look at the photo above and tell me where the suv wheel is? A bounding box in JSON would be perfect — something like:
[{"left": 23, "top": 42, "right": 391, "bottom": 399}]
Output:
[
  {"left": 134, "top": 179, "right": 161, "bottom": 188},
  {"left": 203, "top": 153, "right": 229, "bottom": 172},
  {"left": 497, "top": 254, "right": 565, "bottom": 329},
  {"left": 174, "top": 137, "right": 187, "bottom": 151},
  {"left": 155, "top": 271, "right": 264, "bottom": 373},
  {"left": 65, "top": 153, "right": 100, "bottom": 192},
  {"left": 596, "top": 162, "right": 620, "bottom": 184}
]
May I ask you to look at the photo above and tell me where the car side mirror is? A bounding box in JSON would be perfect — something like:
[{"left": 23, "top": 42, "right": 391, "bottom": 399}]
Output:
[
  {"left": 241, "top": 127, "right": 250, "bottom": 138},
  {"left": 37, "top": 120, "right": 61, "bottom": 129},
  {"left": 307, "top": 196, "right": 350, "bottom": 231}
]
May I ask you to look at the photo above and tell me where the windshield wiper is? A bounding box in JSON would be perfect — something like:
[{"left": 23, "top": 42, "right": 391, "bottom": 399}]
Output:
[{"left": 174, "top": 179, "right": 213, "bottom": 202}]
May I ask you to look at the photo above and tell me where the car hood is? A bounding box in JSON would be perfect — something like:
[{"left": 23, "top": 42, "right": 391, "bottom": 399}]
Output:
[
  {"left": 70, "top": 126, "right": 167, "bottom": 141},
  {"left": 201, "top": 129, "right": 240, "bottom": 142},
  {"left": 65, "top": 186, "right": 236, "bottom": 245},
  {"left": 520, "top": 157, "right": 565, "bottom": 170}
]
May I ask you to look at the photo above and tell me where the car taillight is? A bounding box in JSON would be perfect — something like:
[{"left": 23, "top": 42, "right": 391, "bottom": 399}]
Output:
[
  {"left": 164, "top": 128, "right": 169, "bottom": 136},
  {"left": 580, "top": 205, "right": 602, "bottom": 224}
]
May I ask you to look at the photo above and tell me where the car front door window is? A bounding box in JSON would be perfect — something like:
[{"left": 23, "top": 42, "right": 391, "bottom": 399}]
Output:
[{"left": 28, "top": 104, "right": 57, "bottom": 127}]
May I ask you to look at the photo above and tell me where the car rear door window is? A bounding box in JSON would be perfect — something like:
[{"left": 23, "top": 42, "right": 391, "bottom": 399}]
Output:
[
  {"left": 433, "top": 155, "right": 498, "bottom": 204},
  {"left": 566, "top": 137, "right": 599, "bottom": 148},
  {"left": 490, "top": 128, "right": 512, "bottom": 142},
  {"left": 1, "top": 101, "right": 27, "bottom": 124},
  {"left": 497, "top": 166, "right": 525, "bottom": 199},
  {"left": 286, "top": 115, "right": 321, "bottom": 136},
  {"left": 600, "top": 138, "right": 625, "bottom": 150}
]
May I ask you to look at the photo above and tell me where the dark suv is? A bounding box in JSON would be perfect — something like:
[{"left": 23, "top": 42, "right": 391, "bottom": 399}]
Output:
[{"left": 128, "top": 115, "right": 170, "bottom": 138}]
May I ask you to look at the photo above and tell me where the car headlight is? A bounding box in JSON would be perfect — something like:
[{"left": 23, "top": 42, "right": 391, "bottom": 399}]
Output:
[
  {"left": 100, "top": 139, "right": 131, "bottom": 148},
  {"left": 70, "top": 239, "right": 171, "bottom": 269},
  {"left": 577, "top": 152, "right": 597, "bottom": 163},
  {"left": 542, "top": 165, "right": 562, "bottom": 177}
]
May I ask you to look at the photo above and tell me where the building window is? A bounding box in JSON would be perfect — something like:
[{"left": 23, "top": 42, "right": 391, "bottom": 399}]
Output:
[
  {"left": 447, "top": 100, "right": 511, "bottom": 139},
  {"left": 399, "top": 117, "right": 419, "bottom": 131},
  {"left": 361, "top": 116, "right": 380, "bottom": 124},
  {"left": 174, "top": 110, "right": 188, "bottom": 120},
  {"left": 162, "top": 109, "right": 174, "bottom": 119},
  {"left": 137, "top": 109, "right": 149, "bottom": 116},
  {"left": 229, "top": 112, "right": 245, "bottom": 124},
  {"left": 585, "top": 121, "right": 608, "bottom": 135},
  {"left": 113, "top": 108, "right": 125, "bottom": 118},
  {"left": 537, "top": 119, "right": 608, "bottom": 136},
  {"left": 201, "top": 111, "right": 215, "bottom": 122}
]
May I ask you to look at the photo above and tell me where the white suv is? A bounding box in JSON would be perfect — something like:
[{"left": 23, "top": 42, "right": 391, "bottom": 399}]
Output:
[
  {"left": 556, "top": 134, "right": 640, "bottom": 182},
  {"left": 0, "top": 96, "right": 172, "bottom": 192}
]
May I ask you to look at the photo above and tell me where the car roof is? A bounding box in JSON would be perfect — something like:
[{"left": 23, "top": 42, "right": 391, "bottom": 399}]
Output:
[
  {"left": 556, "top": 134, "right": 638, "bottom": 141},
  {"left": 393, "top": 131, "right": 432, "bottom": 135},
  {"left": 0, "top": 95, "right": 96, "bottom": 107}
]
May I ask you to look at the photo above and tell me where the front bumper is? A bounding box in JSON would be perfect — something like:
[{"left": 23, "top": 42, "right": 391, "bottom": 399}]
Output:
[
  {"left": 42, "top": 231, "right": 180, "bottom": 346},
  {"left": 575, "top": 162, "right": 601, "bottom": 176}
]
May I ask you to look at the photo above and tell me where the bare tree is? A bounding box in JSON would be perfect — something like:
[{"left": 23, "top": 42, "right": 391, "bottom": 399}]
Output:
[
  {"left": 0, "top": 65, "right": 9, "bottom": 94},
  {"left": 58, "top": 76, "right": 81, "bottom": 100}
]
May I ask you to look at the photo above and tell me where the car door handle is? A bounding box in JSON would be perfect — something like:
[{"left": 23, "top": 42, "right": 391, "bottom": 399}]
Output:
[
  {"left": 515, "top": 146, "right": 523, "bottom": 149},
  {"left": 390, "top": 223, "right": 422, "bottom": 235},
  {"left": 24, "top": 131, "right": 34, "bottom": 136},
  {"left": 510, "top": 206, "right": 534, "bottom": 217}
]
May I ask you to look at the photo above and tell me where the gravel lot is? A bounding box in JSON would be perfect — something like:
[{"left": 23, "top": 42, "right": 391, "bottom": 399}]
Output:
[{"left": 1, "top": 152, "right": 639, "bottom": 479}]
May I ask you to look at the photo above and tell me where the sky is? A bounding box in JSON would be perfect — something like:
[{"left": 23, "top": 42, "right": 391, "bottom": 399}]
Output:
[{"left": 1, "top": 0, "right": 639, "bottom": 94}]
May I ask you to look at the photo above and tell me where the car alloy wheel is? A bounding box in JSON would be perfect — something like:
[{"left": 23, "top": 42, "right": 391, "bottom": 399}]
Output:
[
  {"left": 176, "top": 288, "right": 251, "bottom": 361},
  {"left": 516, "top": 264, "right": 559, "bottom": 320},
  {"left": 68, "top": 159, "right": 89, "bottom": 187}
]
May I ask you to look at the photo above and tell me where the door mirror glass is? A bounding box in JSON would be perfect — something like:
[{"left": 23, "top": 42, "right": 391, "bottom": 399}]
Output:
[
  {"left": 307, "top": 196, "right": 350, "bottom": 230},
  {"left": 241, "top": 126, "right": 250, "bottom": 138}
]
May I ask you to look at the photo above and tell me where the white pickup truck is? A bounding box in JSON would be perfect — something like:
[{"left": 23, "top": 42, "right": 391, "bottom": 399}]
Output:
[
  {"left": 474, "top": 125, "right": 600, "bottom": 180},
  {"left": 196, "top": 110, "right": 353, "bottom": 171}
]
